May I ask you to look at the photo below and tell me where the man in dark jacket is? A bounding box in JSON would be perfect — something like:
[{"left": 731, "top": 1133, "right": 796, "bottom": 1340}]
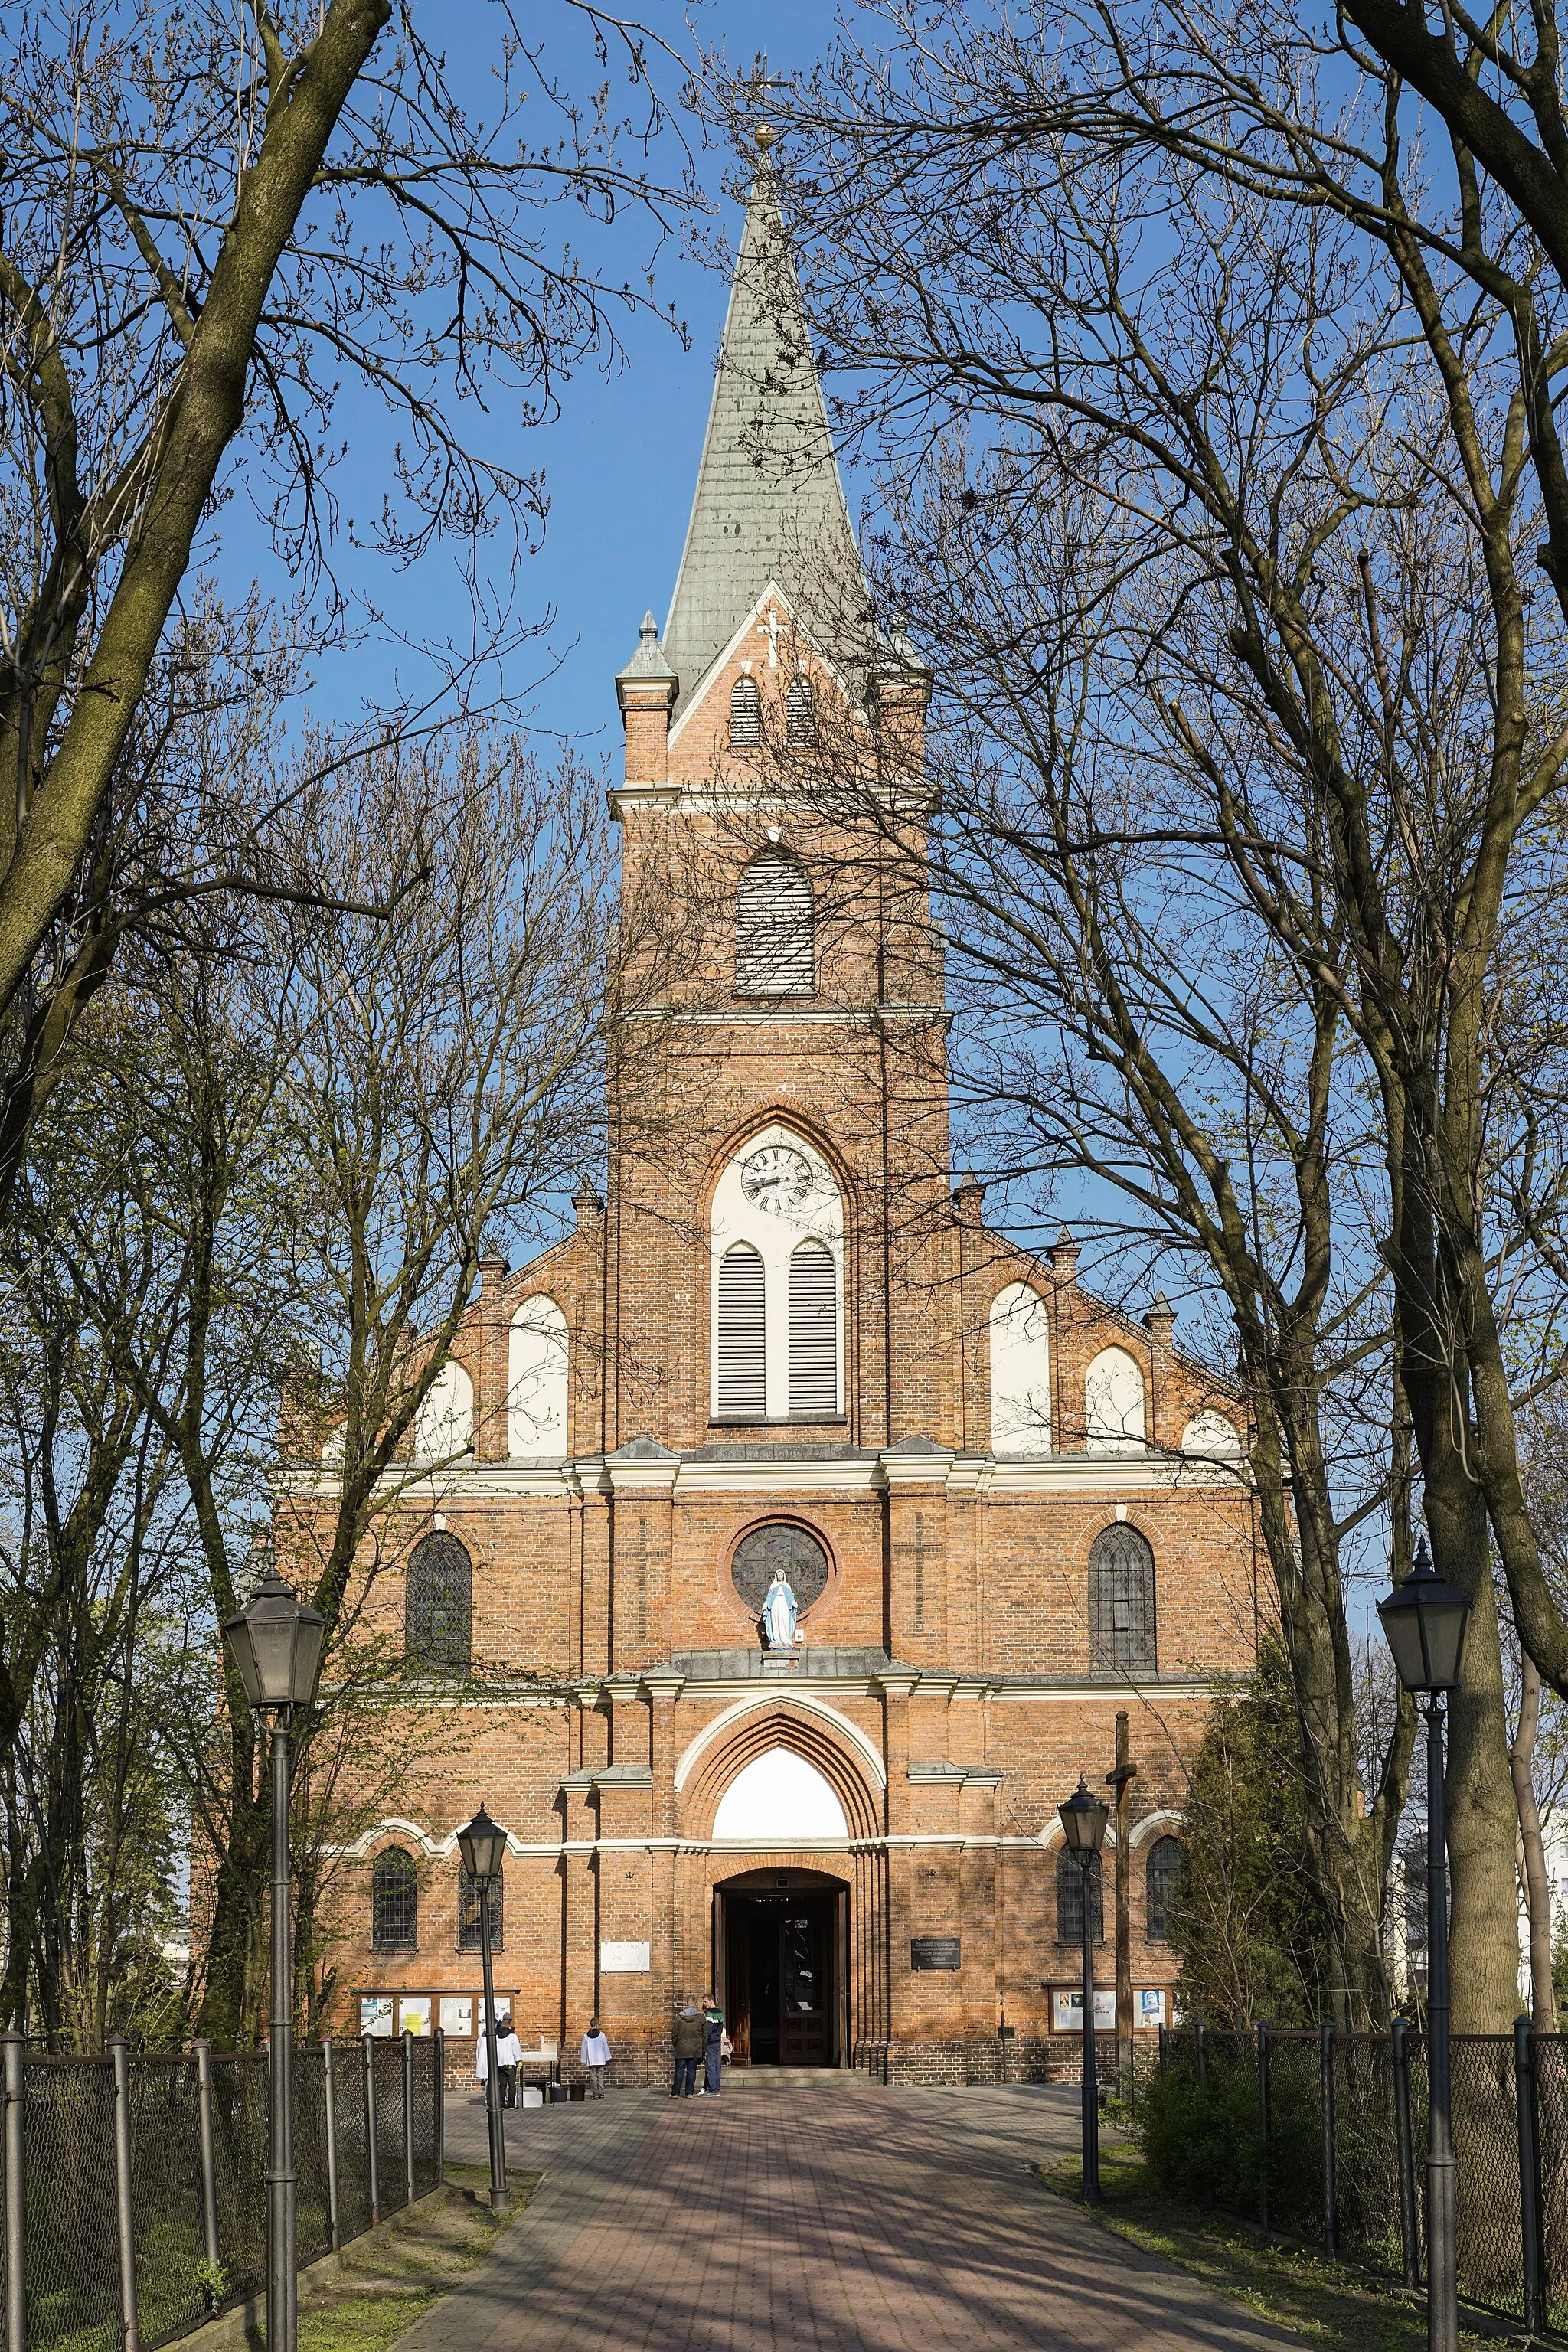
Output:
[{"left": 671, "top": 1999, "right": 705, "bottom": 2096}]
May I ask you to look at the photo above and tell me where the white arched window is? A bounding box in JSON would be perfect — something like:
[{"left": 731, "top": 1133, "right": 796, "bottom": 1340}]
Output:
[
  {"left": 730, "top": 672, "right": 762, "bottom": 746},
  {"left": 716, "top": 1244, "right": 766, "bottom": 1417},
  {"left": 735, "top": 851, "right": 814, "bottom": 995},
  {"left": 1085, "top": 1345, "right": 1145, "bottom": 1455},
  {"left": 710, "top": 1125, "right": 844, "bottom": 1421},
  {"left": 989, "top": 1282, "right": 1051, "bottom": 1455},
  {"left": 1181, "top": 1409, "right": 1243, "bottom": 1459},
  {"left": 413, "top": 1357, "right": 473, "bottom": 1462},
  {"left": 508, "top": 1295, "right": 568, "bottom": 1459}
]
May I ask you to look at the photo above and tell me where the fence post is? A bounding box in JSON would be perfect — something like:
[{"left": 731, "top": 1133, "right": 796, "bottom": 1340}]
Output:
[
  {"left": 1256, "top": 2022, "right": 1271, "bottom": 2234},
  {"left": 433, "top": 2030, "right": 446, "bottom": 2186},
  {"left": 1391, "top": 2017, "right": 1419, "bottom": 2290},
  {"left": 1318, "top": 2017, "right": 1340, "bottom": 2258},
  {"left": 1158, "top": 2021, "right": 1168, "bottom": 2075},
  {"left": 4, "top": 2029, "right": 24, "bottom": 2352},
  {"left": 402, "top": 2030, "right": 415, "bottom": 2207},
  {"left": 322, "top": 2040, "right": 341, "bottom": 2253},
  {"left": 1516, "top": 2017, "right": 1547, "bottom": 2337},
  {"left": 108, "top": 2036, "right": 139, "bottom": 2352},
  {"left": 192, "top": 2041, "right": 220, "bottom": 2291},
  {"left": 1194, "top": 2020, "right": 1206, "bottom": 2086},
  {"left": 363, "top": 2034, "right": 381, "bottom": 2227}
]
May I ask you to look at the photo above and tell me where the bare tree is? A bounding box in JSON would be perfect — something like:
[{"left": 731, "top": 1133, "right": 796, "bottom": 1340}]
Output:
[
  {"left": 717, "top": 63, "right": 1568, "bottom": 2022},
  {"left": 0, "top": 0, "right": 691, "bottom": 1181}
]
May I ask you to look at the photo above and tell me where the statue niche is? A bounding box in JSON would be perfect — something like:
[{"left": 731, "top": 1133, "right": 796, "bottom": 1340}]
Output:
[{"left": 731, "top": 1522, "right": 830, "bottom": 1648}]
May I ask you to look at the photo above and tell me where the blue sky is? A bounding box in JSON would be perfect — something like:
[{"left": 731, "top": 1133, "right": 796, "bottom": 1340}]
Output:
[{"left": 220, "top": 0, "right": 858, "bottom": 763}]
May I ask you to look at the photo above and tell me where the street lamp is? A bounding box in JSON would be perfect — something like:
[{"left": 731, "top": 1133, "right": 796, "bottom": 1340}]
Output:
[
  {"left": 1060, "top": 1773, "right": 1110, "bottom": 2203},
  {"left": 222, "top": 1569, "right": 325, "bottom": 2352},
  {"left": 1377, "top": 1530, "right": 1472, "bottom": 2352},
  {"left": 456, "top": 1803, "right": 511, "bottom": 2213}
]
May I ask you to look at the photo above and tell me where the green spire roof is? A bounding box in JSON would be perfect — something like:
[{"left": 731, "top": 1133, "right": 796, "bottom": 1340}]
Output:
[{"left": 662, "top": 165, "right": 870, "bottom": 719}]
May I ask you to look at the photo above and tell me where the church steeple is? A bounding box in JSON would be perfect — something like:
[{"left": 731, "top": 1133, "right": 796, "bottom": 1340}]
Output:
[{"left": 660, "top": 132, "right": 870, "bottom": 719}]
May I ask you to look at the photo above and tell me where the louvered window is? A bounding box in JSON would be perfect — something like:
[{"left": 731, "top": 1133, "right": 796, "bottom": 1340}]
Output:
[
  {"left": 1147, "top": 1836, "right": 1186, "bottom": 1942},
  {"left": 730, "top": 675, "right": 762, "bottom": 746},
  {"left": 786, "top": 674, "right": 817, "bottom": 744},
  {"left": 371, "top": 1849, "right": 418, "bottom": 1951},
  {"left": 735, "top": 851, "right": 814, "bottom": 995},
  {"left": 1057, "top": 1849, "right": 1105, "bottom": 1944},
  {"left": 458, "top": 1860, "right": 504, "bottom": 1952},
  {"left": 789, "top": 1241, "right": 838, "bottom": 1416},
  {"left": 1089, "top": 1524, "right": 1156, "bottom": 1677},
  {"left": 406, "top": 1530, "right": 472, "bottom": 1671},
  {"left": 717, "top": 1243, "right": 766, "bottom": 1416}
]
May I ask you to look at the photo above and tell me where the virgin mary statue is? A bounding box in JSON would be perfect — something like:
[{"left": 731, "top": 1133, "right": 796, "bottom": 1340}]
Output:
[{"left": 763, "top": 1566, "right": 799, "bottom": 1649}]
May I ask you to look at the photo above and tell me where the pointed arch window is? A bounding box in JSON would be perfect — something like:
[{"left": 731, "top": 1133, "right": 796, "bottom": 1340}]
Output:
[
  {"left": 735, "top": 851, "right": 815, "bottom": 995},
  {"left": 508, "top": 1294, "right": 568, "bottom": 1459},
  {"left": 1089, "top": 1524, "right": 1156, "bottom": 1677},
  {"left": 406, "top": 1530, "right": 472, "bottom": 1671},
  {"left": 786, "top": 673, "right": 817, "bottom": 744},
  {"left": 1147, "top": 1836, "right": 1186, "bottom": 1942},
  {"left": 730, "top": 674, "right": 762, "bottom": 746},
  {"left": 1057, "top": 1848, "right": 1104, "bottom": 1945},
  {"left": 371, "top": 1848, "right": 418, "bottom": 1951},
  {"left": 716, "top": 1243, "right": 766, "bottom": 1417},
  {"left": 788, "top": 1242, "right": 838, "bottom": 1416}
]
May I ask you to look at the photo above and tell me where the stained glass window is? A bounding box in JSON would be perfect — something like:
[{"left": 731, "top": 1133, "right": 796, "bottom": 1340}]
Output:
[
  {"left": 1147, "top": 1836, "right": 1186, "bottom": 1942},
  {"left": 731, "top": 1522, "right": 830, "bottom": 1619},
  {"left": 406, "top": 1530, "right": 472, "bottom": 1671},
  {"left": 1089, "top": 1524, "right": 1156, "bottom": 1677},
  {"left": 371, "top": 1848, "right": 417, "bottom": 1951}
]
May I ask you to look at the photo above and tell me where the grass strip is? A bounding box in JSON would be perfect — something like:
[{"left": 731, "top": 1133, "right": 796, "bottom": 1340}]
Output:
[
  {"left": 294, "top": 2172, "right": 540, "bottom": 2352},
  {"left": 1037, "top": 2146, "right": 1495, "bottom": 2352}
]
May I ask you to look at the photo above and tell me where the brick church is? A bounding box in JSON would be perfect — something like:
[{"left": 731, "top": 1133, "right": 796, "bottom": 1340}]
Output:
[{"left": 318, "top": 148, "right": 1260, "bottom": 2084}]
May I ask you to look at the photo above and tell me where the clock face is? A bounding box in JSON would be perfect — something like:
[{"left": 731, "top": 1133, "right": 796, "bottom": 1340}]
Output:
[{"left": 741, "top": 1145, "right": 816, "bottom": 1215}]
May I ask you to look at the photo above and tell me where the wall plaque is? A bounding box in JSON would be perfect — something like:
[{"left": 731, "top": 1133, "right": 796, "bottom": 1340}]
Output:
[
  {"left": 600, "top": 1939, "right": 651, "bottom": 1974},
  {"left": 910, "top": 1936, "right": 962, "bottom": 1971}
]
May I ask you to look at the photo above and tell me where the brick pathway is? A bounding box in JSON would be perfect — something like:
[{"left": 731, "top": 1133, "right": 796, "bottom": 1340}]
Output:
[{"left": 411, "top": 2079, "right": 1299, "bottom": 2352}]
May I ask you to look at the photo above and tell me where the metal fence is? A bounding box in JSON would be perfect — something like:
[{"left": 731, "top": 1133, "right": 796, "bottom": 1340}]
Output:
[
  {"left": 1158, "top": 2019, "right": 1561, "bottom": 2334},
  {"left": 0, "top": 2030, "right": 446, "bottom": 2352}
]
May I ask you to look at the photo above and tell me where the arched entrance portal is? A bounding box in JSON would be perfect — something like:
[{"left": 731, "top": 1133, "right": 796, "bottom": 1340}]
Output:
[{"left": 714, "top": 1867, "right": 848, "bottom": 2068}]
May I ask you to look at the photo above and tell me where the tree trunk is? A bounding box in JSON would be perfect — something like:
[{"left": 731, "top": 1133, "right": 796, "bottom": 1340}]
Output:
[{"left": 1510, "top": 1652, "right": 1554, "bottom": 2025}]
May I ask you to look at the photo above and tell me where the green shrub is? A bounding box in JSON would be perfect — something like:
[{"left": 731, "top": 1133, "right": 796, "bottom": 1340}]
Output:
[{"left": 1138, "top": 2056, "right": 1266, "bottom": 2216}]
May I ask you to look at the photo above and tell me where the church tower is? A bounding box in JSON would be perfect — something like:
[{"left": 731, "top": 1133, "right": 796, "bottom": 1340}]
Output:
[{"left": 328, "top": 140, "right": 1261, "bottom": 2086}]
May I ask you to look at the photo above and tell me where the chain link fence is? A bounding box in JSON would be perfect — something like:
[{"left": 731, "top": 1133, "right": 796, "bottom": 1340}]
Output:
[
  {"left": 1158, "top": 2020, "right": 1562, "bottom": 2336},
  {"left": 0, "top": 2031, "right": 445, "bottom": 2352}
]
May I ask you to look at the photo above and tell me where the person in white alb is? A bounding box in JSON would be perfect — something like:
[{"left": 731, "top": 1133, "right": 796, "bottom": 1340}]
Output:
[{"left": 580, "top": 2019, "right": 611, "bottom": 2097}]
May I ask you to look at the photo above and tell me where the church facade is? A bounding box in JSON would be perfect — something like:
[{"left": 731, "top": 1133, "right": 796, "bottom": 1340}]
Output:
[{"left": 310, "top": 162, "right": 1260, "bottom": 2084}]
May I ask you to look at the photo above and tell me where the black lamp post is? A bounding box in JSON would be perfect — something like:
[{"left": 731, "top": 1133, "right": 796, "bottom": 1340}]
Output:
[
  {"left": 1377, "top": 1530, "right": 1471, "bottom": 2352},
  {"left": 221, "top": 1570, "right": 326, "bottom": 2352},
  {"left": 1060, "top": 1773, "right": 1110, "bottom": 2203},
  {"left": 456, "top": 1802, "right": 511, "bottom": 2213}
]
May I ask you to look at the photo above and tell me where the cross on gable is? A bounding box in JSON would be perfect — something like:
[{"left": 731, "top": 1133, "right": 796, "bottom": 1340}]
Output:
[{"left": 756, "top": 609, "right": 782, "bottom": 668}]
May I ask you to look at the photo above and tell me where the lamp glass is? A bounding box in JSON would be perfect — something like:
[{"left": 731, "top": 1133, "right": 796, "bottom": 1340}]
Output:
[
  {"left": 457, "top": 1803, "right": 508, "bottom": 1884},
  {"left": 1059, "top": 1774, "right": 1110, "bottom": 1854},
  {"left": 222, "top": 1570, "right": 327, "bottom": 1711},
  {"left": 1376, "top": 1544, "right": 1470, "bottom": 1695}
]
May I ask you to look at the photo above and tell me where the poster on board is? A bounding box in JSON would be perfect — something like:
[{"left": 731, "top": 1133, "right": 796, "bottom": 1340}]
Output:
[
  {"left": 439, "top": 1996, "right": 473, "bottom": 2036},
  {"left": 360, "top": 1994, "right": 394, "bottom": 2037},
  {"left": 1136, "top": 1988, "right": 1168, "bottom": 2029},
  {"left": 1052, "top": 1988, "right": 1117, "bottom": 2031},
  {"left": 399, "top": 1996, "right": 432, "bottom": 2035}
]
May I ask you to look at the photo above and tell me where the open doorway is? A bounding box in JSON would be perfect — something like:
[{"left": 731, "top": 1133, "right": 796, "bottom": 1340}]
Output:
[{"left": 714, "top": 1870, "right": 847, "bottom": 2066}]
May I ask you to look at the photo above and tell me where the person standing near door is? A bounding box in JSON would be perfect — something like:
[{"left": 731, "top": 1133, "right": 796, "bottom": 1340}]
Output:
[
  {"left": 671, "top": 1998, "right": 704, "bottom": 2096},
  {"left": 698, "top": 1994, "right": 725, "bottom": 2096},
  {"left": 580, "top": 2018, "right": 612, "bottom": 2097},
  {"left": 495, "top": 2014, "right": 524, "bottom": 2108}
]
